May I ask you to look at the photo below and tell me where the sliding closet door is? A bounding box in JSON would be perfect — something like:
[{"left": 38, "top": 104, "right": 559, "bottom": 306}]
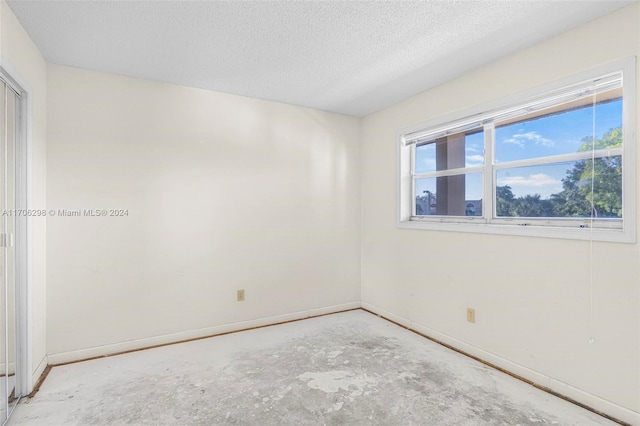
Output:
[
  {"left": 0, "top": 78, "right": 19, "bottom": 425},
  {"left": 4, "top": 79, "right": 17, "bottom": 418},
  {"left": 0, "top": 77, "right": 6, "bottom": 426}
]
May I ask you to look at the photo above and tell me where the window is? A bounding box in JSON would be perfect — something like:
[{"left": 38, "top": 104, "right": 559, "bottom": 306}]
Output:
[{"left": 397, "top": 58, "right": 636, "bottom": 242}]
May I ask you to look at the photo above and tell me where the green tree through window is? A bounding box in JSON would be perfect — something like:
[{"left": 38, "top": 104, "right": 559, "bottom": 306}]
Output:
[{"left": 496, "top": 127, "right": 622, "bottom": 218}]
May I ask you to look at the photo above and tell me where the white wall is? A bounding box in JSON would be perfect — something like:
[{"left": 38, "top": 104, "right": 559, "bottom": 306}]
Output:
[
  {"left": 0, "top": 0, "right": 48, "bottom": 389},
  {"left": 360, "top": 4, "right": 640, "bottom": 424},
  {"left": 46, "top": 64, "right": 361, "bottom": 362}
]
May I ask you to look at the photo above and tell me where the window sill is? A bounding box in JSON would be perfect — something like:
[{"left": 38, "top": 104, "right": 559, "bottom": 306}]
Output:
[{"left": 397, "top": 219, "right": 634, "bottom": 243}]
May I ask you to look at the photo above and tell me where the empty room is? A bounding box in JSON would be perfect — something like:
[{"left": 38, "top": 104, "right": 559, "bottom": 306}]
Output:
[{"left": 0, "top": 0, "right": 639, "bottom": 424}]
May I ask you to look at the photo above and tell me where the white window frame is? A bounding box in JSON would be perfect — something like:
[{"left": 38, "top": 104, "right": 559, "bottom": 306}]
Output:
[{"left": 397, "top": 57, "right": 636, "bottom": 243}]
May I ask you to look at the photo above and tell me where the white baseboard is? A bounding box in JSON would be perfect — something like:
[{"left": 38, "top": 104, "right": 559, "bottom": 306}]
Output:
[
  {"left": 47, "top": 301, "right": 361, "bottom": 366},
  {"left": 361, "top": 302, "right": 412, "bottom": 328},
  {"left": 362, "top": 302, "right": 639, "bottom": 426},
  {"left": 1, "top": 362, "right": 16, "bottom": 376}
]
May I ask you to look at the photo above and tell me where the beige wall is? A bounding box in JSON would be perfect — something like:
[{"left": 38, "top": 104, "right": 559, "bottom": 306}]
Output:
[
  {"left": 360, "top": 4, "right": 640, "bottom": 423},
  {"left": 0, "top": 0, "right": 48, "bottom": 389},
  {"left": 46, "top": 64, "right": 361, "bottom": 361}
]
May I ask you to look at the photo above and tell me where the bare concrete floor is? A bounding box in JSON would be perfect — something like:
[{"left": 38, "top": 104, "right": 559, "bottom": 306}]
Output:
[{"left": 9, "top": 310, "right": 618, "bottom": 425}]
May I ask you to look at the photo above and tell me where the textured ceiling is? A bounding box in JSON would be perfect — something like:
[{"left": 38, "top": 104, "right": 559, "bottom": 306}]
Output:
[{"left": 6, "top": 0, "right": 633, "bottom": 117}]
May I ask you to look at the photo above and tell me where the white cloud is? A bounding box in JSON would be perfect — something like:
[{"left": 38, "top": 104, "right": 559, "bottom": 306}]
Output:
[
  {"left": 500, "top": 173, "right": 560, "bottom": 187},
  {"left": 504, "top": 131, "right": 553, "bottom": 148},
  {"left": 466, "top": 154, "right": 484, "bottom": 162},
  {"left": 466, "top": 146, "right": 480, "bottom": 153},
  {"left": 465, "top": 154, "right": 484, "bottom": 167}
]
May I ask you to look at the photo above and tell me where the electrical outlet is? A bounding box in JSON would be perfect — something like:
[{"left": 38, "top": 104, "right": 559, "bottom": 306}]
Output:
[
  {"left": 237, "top": 289, "right": 245, "bottom": 302},
  {"left": 467, "top": 307, "right": 475, "bottom": 323}
]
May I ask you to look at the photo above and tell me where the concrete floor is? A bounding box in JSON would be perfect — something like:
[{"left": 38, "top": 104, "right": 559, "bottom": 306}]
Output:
[{"left": 9, "top": 310, "right": 618, "bottom": 425}]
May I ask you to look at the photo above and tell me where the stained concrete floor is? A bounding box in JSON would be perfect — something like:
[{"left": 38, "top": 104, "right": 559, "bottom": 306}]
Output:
[{"left": 9, "top": 310, "right": 618, "bottom": 425}]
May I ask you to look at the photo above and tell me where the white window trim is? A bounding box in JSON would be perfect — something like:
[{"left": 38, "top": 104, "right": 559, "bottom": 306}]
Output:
[{"left": 397, "top": 57, "right": 636, "bottom": 243}]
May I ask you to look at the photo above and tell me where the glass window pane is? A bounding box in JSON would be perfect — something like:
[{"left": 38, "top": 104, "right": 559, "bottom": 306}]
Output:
[
  {"left": 495, "top": 157, "right": 622, "bottom": 218},
  {"left": 415, "top": 173, "right": 483, "bottom": 216},
  {"left": 415, "top": 129, "right": 483, "bottom": 174},
  {"left": 494, "top": 87, "right": 622, "bottom": 164}
]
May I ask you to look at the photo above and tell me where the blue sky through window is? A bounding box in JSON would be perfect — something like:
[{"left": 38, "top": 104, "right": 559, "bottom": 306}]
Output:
[
  {"left": 494, "top": 98, "right": 621, "bottom": 199},
  {"left": 415, "top": 98, "right": 622, "bottom": 202}
]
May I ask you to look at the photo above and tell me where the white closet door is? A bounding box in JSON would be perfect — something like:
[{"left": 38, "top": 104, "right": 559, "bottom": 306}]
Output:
[{"left": 0, "top": 78, "right": 18, "bottom": 425}]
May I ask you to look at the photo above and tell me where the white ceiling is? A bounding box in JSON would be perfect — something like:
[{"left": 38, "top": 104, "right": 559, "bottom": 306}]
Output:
[{"left": 7, "top": 0, "right": 633, "bottom": 117}]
